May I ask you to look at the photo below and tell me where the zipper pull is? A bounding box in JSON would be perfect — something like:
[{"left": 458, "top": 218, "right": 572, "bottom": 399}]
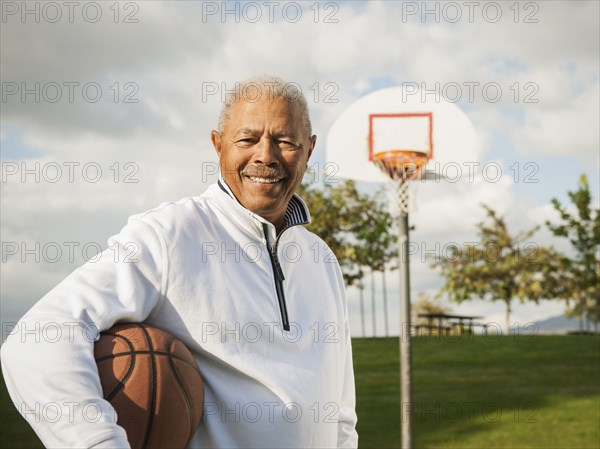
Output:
[{"left": 272, "top": 252, "right": 285, "bottom": 281}]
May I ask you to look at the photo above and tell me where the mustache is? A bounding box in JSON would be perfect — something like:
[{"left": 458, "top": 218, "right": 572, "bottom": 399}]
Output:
[{"left": 241, "top": 166, "right": 287, "bottom": 178}]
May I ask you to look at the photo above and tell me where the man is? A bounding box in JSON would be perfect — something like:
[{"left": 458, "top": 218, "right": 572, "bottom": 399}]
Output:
[{"left": 1, "top": 76, "right": 358, "bottom": 448}]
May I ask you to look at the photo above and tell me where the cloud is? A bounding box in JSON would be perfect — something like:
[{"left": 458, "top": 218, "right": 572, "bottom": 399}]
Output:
[
  {"left": 1, "top": 1, "right": 597, "bottom": 333},
  {"left": 513, "top": 81, "right": 600, "bottom": 161}
]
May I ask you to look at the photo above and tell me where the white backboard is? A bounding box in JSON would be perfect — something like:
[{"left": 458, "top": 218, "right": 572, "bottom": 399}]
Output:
[
  {"left": 370, "top": 114, "right": 432, "bottom": 158},
  {"left": 326, "top": 86, "right": 481, "bottom": 182}
]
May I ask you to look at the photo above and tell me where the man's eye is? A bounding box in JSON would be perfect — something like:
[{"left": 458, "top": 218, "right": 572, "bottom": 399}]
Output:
[{"left": 279, "top": 140, "right": 297, "bottom": 148}]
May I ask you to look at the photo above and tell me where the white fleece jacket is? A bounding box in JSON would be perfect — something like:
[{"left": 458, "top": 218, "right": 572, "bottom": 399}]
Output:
[{"left": 1, "top": 180, "right": 358, "bottom": 449}]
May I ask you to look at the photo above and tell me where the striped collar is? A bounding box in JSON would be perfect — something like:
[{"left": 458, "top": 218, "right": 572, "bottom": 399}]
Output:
[{"left": 217, "top": 178, "right": 311, "bottom": 229}]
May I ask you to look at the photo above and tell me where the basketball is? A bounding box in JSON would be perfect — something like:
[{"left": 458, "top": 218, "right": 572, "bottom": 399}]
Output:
[{"left": 94, "top": 323, "right": 204, "bottom": 449}]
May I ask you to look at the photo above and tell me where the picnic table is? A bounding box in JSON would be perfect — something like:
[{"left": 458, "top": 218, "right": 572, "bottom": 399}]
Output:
[{"left": 416, "top": 313, "right": 486, "bottom": 336}]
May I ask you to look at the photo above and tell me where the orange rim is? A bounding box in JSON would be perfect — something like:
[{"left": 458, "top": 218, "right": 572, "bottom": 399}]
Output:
[{"left": 372, "top": 150, "right": 429, "bottom": 181}]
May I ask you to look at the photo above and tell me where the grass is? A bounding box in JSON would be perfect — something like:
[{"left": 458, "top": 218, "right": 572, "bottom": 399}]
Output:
[
  {"left": 1, "top": 369, "right": 44, "bottom": 448},
  {"left": 354, "top": 334, "right": 600, "bottom": 448},
  {"left": 1, "top": 335, "right": 598, "bottom": 448}
]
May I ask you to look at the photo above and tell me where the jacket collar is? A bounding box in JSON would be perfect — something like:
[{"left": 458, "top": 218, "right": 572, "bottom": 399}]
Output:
[{"left": 216, "top": 177, "right": 311, "bottom": 231}]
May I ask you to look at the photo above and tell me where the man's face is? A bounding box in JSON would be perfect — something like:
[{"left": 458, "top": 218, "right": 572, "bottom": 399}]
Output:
[{"left": 211, "top": 96, "right": 316, "bottom": 229}]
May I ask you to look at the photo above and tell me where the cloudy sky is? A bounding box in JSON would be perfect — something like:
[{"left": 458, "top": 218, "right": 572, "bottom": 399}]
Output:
[{"left": 1, "top": 0, "right": 598, "bottom": 338}]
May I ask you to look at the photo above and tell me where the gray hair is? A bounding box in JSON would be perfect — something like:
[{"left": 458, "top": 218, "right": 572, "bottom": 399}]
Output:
[{"left": 217, "top": 75, "right": 312, "bottom": 137}]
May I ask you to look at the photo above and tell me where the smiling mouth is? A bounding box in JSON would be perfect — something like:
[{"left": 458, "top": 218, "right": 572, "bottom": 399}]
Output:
[{"left": 244, "top": 175, "right": 285, "bottom": 184}]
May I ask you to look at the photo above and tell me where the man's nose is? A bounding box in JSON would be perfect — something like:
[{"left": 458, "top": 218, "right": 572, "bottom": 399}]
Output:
[{"left": 252, "top": 138, "right": 279, "bottom": 166}]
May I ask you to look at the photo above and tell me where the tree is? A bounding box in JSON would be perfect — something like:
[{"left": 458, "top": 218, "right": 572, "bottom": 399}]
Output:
[
  {"left": 298, "top": 178, "right": 366, "bottom": 287},
  {"left": 299, "top": 178, "right": 398, "bottom": 337},
  {"left": 411, "top": 292, "right": 452, "bottom": 335},
  {"left": 412, "top": 292, "right": 451, "bottom": 325},
  {"left": 546, "top": 174, "right": 600, "bottom": 331},
  {"left": 353, "top": 189, "right": 397, "bottom": 336},
  {"left": 431, "top": 205, "right": 562, "bottom": 333}
]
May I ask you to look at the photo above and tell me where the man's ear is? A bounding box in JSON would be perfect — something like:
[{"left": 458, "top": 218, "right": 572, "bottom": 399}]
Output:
[
  {"left": 211, "top": 130, "right": 222, "bottom": 158},
  {"left": 307, "top": 135, "right": 317, "bottom": 160}
]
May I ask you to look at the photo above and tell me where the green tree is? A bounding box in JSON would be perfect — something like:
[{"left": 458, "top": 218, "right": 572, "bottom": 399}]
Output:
[
  {"left": 431, "top": 205, "right": 562, "bottom": 333},
  {"left": 546, "top": 174, "right": 600, "bottom": 331},
  {"left": 412, "top": 292, "right": 451, "bottom": 325},
  {"left": 298, "top": 178, "right": 365, "bottom": 287},
  {"left": 411, "top": 292, "right": 452, "bottom": 335},
  {"left": 353, "top": 189, "right": 397, "bottom": 336},
  {"left": 299, "top": 178, "right": 398, "bottom": 338}
]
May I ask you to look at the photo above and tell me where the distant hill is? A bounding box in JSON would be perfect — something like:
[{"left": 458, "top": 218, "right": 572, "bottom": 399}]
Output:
[{"left": 513, "top": 314, "right": 597, "bottom": 334}]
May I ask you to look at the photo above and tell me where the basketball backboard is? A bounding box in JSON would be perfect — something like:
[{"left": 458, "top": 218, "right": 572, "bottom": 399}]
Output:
[{"left": 326, "top": 86, "right": 480, "bottom": 183}]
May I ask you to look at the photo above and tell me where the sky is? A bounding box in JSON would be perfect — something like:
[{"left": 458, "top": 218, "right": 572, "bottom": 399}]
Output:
[{"left": 1, "top": 0, "right": 599, "bottom": 339}]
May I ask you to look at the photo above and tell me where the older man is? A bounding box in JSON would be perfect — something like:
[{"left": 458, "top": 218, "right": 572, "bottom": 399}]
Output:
[{"left": 1, "top": 76, "right": 358, "bottom": 448}]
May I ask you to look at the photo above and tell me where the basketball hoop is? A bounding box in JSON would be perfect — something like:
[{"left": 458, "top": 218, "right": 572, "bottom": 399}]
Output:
[
  {"left": 327, "top": 87, "right": 481, "bottom": 449},
  {"left": 368, "top": 112, "right": 433, "bottom": 214},
  {"left": 371, "top": 150, "right": 429, "bottom": 214},
  {"left": 372, "top": 150, "right": 428, "bottom": 181}
]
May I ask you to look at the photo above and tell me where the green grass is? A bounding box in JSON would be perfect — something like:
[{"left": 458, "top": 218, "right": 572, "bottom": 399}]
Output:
[
  {"left": 1, "top": 369, "right": 44, "bottom": 448},
  {"left": 354, "top": 335, "right": 600, "bottom": 448},
  {"left": 1, "top": 335, "right": 599, "bottom": 448}
]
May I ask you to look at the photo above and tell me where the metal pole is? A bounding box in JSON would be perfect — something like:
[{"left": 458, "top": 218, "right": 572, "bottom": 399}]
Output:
[
  {"left": 398, "top": 210, "right": 413, "bottom": 449},
  {"left": 371, "top": 269, "right": 377, "bottom": 337},
  {"left": 359, "top": 285, "right": 365, "bottom": 338},
  {"left": 382, "top": 270, "right": 389, "bottom": 337}
]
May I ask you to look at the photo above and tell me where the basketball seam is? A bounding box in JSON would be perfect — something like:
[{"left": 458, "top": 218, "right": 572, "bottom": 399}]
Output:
[
  {"left": 96, "top": 324, "right": 202, "bottom": 448},
  {"left": 138, "top": 324, "right": 157, "bottom": 449},
  {"left": 166, "top": 336, "right": 196, "bottom": 446},
  {"left": 95, "top": 350, "right": 197, "bottom": 369},
  {"left": 95, "top": 333, "right": 137, "bottom": 402}
]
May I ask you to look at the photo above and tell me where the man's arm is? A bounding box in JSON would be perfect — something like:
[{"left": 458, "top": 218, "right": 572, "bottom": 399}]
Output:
[
  {"left": 333, "top": 266, "right": 359, "bottom": 448},
  {"left": 1, "top": 218, "right": 166, "bottom": 448},
  {"left": 337, "top": 316, "right": 359, "bottom": 448}
]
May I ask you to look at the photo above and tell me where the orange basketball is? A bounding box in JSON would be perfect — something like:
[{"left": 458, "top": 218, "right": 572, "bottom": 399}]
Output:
[{"left": 94, "top": 323, "right": 204, "bottom": 449}]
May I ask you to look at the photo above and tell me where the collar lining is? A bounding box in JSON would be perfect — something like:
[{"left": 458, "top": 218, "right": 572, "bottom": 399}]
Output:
[{"left": 217, "top": 178, "right": 310, "bottom": 228}]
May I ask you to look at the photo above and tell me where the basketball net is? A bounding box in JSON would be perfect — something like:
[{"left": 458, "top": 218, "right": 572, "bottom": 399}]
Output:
[{"left": 371, "top": 150, "right": 428, "bottom": 214}]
